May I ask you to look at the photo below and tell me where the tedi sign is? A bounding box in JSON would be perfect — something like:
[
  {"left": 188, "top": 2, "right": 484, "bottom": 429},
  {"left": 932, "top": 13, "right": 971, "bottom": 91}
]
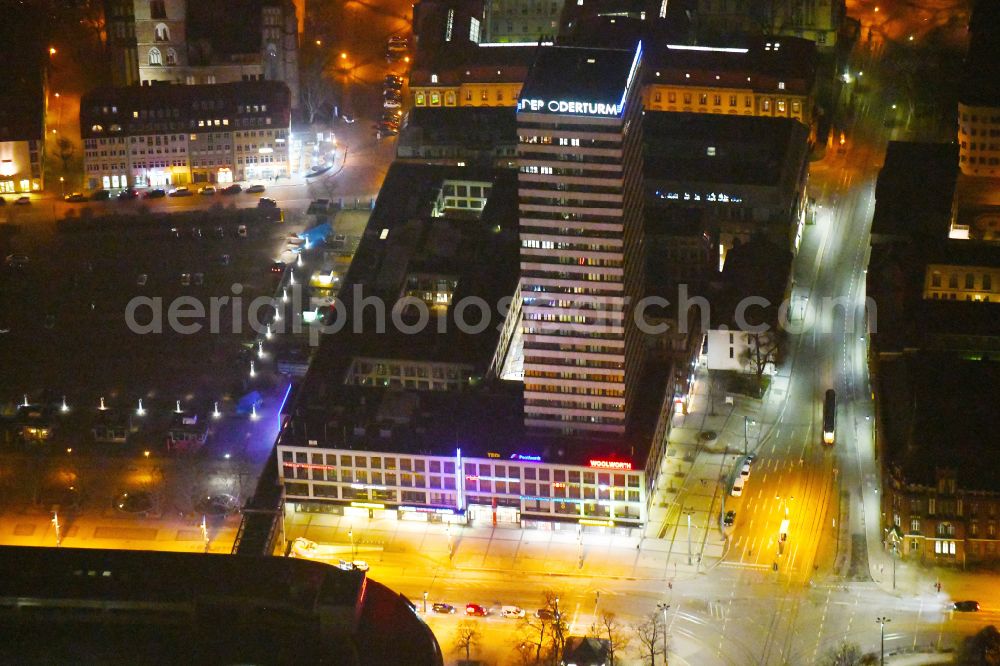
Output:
[{"left": 518, "top": 98, "right": 621, "bottom": 116}]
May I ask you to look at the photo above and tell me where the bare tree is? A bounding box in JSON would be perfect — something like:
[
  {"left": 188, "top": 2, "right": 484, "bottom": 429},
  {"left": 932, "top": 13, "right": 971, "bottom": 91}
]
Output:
[
  {"left": 299, "top": 42, "right": 334, "bottom": 124},
  {"left": 594, "top": 610, "right": 629, "bottom": 665},
  {"left": 510, "top": 615, "right": 550, "bottom": 666},
  {"left": 452, "top": 620, "right": 482, "bottom": 663},
  {"left": 820, "top": 641, "right": 878, "bottom": 666},
  {"left": 738, "top": 330, "right": 783, "bottom": 390},
  {"left": 542, "top": 590, "right": 568, "bottom": 664},
  {"left": 631, "top": 613, "right": 663, "bottom": 666}
]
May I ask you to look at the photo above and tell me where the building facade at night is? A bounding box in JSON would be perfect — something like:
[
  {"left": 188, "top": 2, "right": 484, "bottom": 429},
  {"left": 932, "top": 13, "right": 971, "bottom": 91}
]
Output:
[
  {"left": 691, "top": 0, "right": 845, "bottom": 49},
  {"left": 80, "top": 81, "right": 291, "bottom": 190},
  {"left": 516, "top": 43, "right": 646, "bottom": 436},
  {"left": 104, "top": 0, "right": 299, "bottom": 106},
  {"left": 0, "top": 6, "right": 46, "bottom": 194},
  {"left": 410, "top": 36, "right": 816, "bottom": 129}
]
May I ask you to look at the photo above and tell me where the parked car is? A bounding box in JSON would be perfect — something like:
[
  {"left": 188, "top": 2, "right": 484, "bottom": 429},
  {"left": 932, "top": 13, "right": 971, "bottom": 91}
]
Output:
[
  {"left": 270, "top": 261, "right": 286, "bottom": 275},
  {"left": 180, "top": 272, "right": 191, "bottom": 286},
  {"left": 246, "top": 184, "right": 266, "bottom": 193},
  {"left": 4, "top": 254, "right": 30, "bottom": 268},
  {"left": 237, "top": 224, "right": 248, "bottom": 238},
  {"left": 117, "top": 188, "right": 139, "bottom": 200},
  {"left": 14, "top": 196, "right": 31, "bottom": 205},
  {"left": 136, "top": 273, "right": 148, "bottom": 286},
  {"left": 64, "top": 192, "right": 87, "bottom": 202},
  {"left": 377, "top": 122, "right": 399, "bottom": 135},
  {"left": 144, "top": 188, "right": 166, "bottom": 199},
  {"left": 384, "top": 74, "right": 403, "bottom": 89},
  {"left": 90, "top": 189, "right": 111, "bottom": 201},
  {"left": 954, "top": 601, "right": 980, "bottom": 612},
  {"left": 221, "top": 183, "right": 242, "bottom": 195},
  {"left": 193, "top": 272, "right": 204, "bottom": 285},
  {"left": 341, "top": 114, "right": 356, "bottom": 124},
  {"left": 535, "top": 608, "right": 555, "bottom": 620},
  {"left": 731, "top": 477, "right": 745, "bottom": 497},
  {"left": 432, "top": 603, "right": 456, "bottom": 614},
  {"left": 465, "top": 604, "right": 489, "bottom": 617},
  {"left": 213, "top": 226, "right": 225, "bottom": 239},
  {"left": 501, "top": 606, "right": 526, "bottom": 619},
  {"left": 168, "top": 187, "right": 192, "bottom": 197},
  {"left": 724, "top": 510, "right": 736, "bottom": 527},
  {"left": 190, "top": 227, "right": 202, "bottom": 239},
  {"left": 740, "top": 463, "right": 751, "bottom": 479},
  {"left": 383, "top": 97, "right": 402, "bottom": 109},
  {"left": 198, "top": 186, "right": 216, "bottom": 195},
  {"left": 257, "top": 197, "right": 277, "bottom": 208}
]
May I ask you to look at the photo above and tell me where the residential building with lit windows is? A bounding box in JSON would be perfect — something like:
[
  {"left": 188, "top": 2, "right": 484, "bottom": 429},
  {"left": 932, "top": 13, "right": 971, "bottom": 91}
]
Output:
[
  {"left": 409, "top": 35, "right": 816, "bottom": 131},
  {"left": 878, "top": 356, "right": 1000, "bottom": 567},
  {"left": 80, "top": 81, "right": 290, "bottom": 190},
  {"left": 483, "top": 0, "right": 562, "bottom": 43},
  {"left": 642, "top": 38, "right": 816, "bottom": 128},
  {"left": 117, "top": 0, "right": 299, "bottom": 106},
  {"left": 957, "top": 0, "right": 1000, "bottom": 177},
  {"left": 0, "top": 6, "right": 46, "bottom": 195},
  {"left": 515, "top": 43, "right": 645, "bottom": 436}
]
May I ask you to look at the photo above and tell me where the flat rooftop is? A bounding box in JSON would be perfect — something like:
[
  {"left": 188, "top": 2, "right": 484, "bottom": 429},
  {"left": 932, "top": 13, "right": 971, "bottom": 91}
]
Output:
[
  {"left": 872, "top": 142, "right": 958, "bottom": 241},
  {"left": 518, "top": 44, "right": 641, "bottom": 115},
  {"left": 644, "top": 112, "right": 809, "bottom": 188},
  {"left": 881, "top": 355, "right": 1000, "bottom": 490}
]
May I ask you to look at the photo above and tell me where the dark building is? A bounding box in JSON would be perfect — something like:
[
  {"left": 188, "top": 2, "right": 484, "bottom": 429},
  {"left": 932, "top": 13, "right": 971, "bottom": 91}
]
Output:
[
  {"left": 0, "top": 545, "right": 442, "bottom": 665},
  {"left": 104, "top": 0, "right": 140, "bottom": 85},
  {"left": 878, "top": 356, "right": 1000, "bottom": 566},
  {"left": 0, "top": 1, "right": 47, "bottom": 194},
  {"left": 397, "top": 106, "right": 518, "bottom": 166}
]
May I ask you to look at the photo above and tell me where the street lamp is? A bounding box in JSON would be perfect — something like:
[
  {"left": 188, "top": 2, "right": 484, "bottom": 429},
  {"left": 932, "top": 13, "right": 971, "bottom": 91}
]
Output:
[
  {"left": 683, "top": 508, "right": 695, "bottom": 565},
  {"left": 423, "top": 591, "right": 428, "bottom": 613},
  {"left": 349, "top": 527, "right": 355, "bottom": 561},
  {"left": 743, "top": 417, "right": 754, "bottom": 456},
  {"left": 876, "top": 616, "right": 891, "bottom": 665},
  {"left": 657, "top": 603, "right": 670, "bottom": 663}
]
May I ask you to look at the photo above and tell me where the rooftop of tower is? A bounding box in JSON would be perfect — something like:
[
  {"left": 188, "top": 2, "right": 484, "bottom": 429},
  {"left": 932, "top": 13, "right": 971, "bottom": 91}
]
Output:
[{"left": 518, "top": 44, "right": 642, "bottom": 116}]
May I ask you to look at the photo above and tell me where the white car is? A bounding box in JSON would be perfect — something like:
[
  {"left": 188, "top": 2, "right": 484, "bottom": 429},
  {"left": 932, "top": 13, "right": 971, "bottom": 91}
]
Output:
[
  {"left": 383, "top": 97, "right": 402, "bottom": 109},
  {"left": 731, "top": 477, "right": 745, "bottom": 497},
  {"left": 501, "top": 606, "right": 526, "bottom": 618},
  {"left": 740, "top": 463, "right": 751, "bottom": 479}
]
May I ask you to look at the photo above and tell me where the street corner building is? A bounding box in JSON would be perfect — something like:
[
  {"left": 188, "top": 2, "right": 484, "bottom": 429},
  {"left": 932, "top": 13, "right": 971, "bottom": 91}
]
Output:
[{"left": 79, "top": 80, "right": 292, "bottom": 191}]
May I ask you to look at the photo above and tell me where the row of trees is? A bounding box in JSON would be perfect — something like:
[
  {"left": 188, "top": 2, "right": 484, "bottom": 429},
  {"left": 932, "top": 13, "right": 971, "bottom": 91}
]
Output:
[{"left": 451, "top": 590, "right": 671, "bottom": 666}]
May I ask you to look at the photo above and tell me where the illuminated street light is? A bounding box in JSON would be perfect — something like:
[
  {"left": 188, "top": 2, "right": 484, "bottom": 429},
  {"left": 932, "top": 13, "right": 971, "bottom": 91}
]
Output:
[
  {"left": 249, "top": 360, "right": 256, "bottom": 377},
  {"left": 250, "top": 403, "right": 258, "bottom": 420},
  {"left": 49, "top": 47, "right": 57, "bottom": 55},
  {"left": 213, "top": 401, "right": 221, "bottom": 418},
  {"left": 99, "top": 397, "right": 107, "bottom": 411},
  {"left": 289, "top": 269, "right": 295, "bottom": 285},
  {"left": 22, "top": 394, "right": 29, "bottom": 408},
  {"left": 908, "top": 34, "right": 914, "bottom": 41},
  {"left": 349, "top": 528, "right": 356, "bottom": 561},
  {"left": 175, "top": 400, "right": 182, "bottom": 413},
  {"left": 315, "top": 39, "right": 322, "bottom": 46},
  {"left": 136, "top": 398, "right": 145, "bottom": 416},
  {"left": 265, "top": 324, "right": 273, "bottom": 340},
  {"left": 340, "top": 52, "right": 347, "bottom": 60},
  {"left": 60, "top": 396, "right": 69, "bottom": 412},
  {"left": 282, "top": 288, "right": 289, "bottom": 303},
  {"left": 258, "top": 341, "right": 265, "bottom": 358}
]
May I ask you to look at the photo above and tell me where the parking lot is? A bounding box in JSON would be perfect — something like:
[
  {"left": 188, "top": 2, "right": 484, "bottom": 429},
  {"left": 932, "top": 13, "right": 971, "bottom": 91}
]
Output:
[{"left": 0, "top": 203, "right": 370, "bottom": 548}]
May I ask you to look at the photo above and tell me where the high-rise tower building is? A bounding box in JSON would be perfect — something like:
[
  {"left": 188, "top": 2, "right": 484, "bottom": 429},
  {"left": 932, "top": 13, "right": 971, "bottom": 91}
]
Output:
[{"left": 516, "top": 42, "right": 645, "bottom": 436}]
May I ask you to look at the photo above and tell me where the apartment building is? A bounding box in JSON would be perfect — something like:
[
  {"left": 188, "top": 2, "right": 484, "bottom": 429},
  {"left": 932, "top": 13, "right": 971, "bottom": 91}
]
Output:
[{"left": 80, "top": 81, "right": 291, "bottom": 190}]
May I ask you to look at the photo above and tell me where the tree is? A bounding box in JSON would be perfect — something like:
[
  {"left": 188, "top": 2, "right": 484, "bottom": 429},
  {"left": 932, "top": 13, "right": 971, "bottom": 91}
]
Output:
[
  {"left": 452, "top": 620, "right": 482, "bottom": 663},
  {"left": 593, "top": 610, "right": 629, "bottom": 665},
  {"left": 820, "top": 642, "right": 870, "bottom": 666},
  {"left": 54, "top": 137, "right": 75, "bottom": 172},
  {"left": 957, "top": 625, "right": 1000, "bottom": 665},
  {"left": 739, "top": 330, "right": 782, "bottom": 379},
  {"left": 631, "top": 613, "right": 663, "bottom": 666},
  {"left": 299, "top": 41, "right": 335, "bottom": 124}
]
